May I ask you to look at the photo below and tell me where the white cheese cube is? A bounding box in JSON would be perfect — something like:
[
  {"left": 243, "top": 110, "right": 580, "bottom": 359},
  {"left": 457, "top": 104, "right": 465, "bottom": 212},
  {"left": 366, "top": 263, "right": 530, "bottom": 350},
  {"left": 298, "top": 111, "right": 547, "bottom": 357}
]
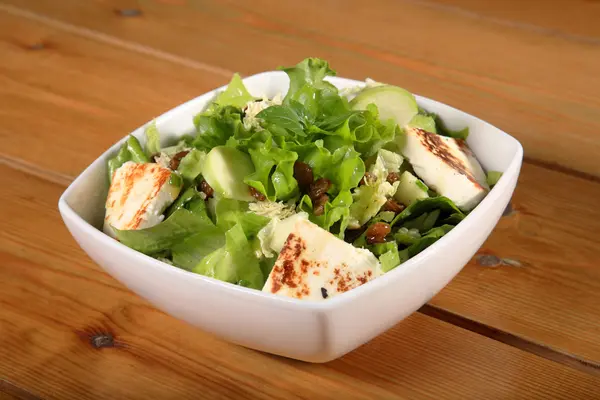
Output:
[
  {"left": 263, "top": 219, "right": 381, "bottom": 300},
  {"left": 104, "top": 161, "right": 181, "bottom": 238},
  {"left": 402, "top": 127, "right": 489, "bottom": 211}
]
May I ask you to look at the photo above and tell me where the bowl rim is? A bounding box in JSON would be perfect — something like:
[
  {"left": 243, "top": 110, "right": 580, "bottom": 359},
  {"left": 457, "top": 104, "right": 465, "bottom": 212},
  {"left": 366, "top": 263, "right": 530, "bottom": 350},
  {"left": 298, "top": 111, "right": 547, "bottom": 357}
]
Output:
[{"left": 58, "top": 71, "right": 524, "bottom": 311}]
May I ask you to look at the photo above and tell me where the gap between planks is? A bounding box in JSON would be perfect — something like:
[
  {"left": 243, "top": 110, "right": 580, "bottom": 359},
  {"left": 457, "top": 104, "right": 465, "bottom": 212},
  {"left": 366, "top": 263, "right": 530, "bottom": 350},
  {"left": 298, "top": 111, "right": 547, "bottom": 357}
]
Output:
[
  {"left": 0, "top": 379, "right": 42, "bottom": 400},
  {"left": 2, "top": 154, "right": 600, "bottom": 379},
  {"left": 420, "top": 304, "right": 600, "bottom": 377},
  {"left": 3, "top": 3, "right": 600, "bottom": 184},
  {"left": 2, "top": 2, "right": 600, "bottom": 378}
]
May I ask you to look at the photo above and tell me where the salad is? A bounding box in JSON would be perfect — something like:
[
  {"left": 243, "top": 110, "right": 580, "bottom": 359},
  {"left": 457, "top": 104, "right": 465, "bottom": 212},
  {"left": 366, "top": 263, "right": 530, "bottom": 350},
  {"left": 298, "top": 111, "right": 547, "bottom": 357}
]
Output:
[{"left": 103, "top": 58, "right": 501, "bottom": 301}]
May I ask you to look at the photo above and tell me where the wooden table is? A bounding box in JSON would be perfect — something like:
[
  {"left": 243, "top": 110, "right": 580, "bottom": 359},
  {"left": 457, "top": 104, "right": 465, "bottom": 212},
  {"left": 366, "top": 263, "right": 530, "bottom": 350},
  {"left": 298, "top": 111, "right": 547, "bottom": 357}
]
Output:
[{"left": 2, "top": 1, "right": 600, "bottom": 398}]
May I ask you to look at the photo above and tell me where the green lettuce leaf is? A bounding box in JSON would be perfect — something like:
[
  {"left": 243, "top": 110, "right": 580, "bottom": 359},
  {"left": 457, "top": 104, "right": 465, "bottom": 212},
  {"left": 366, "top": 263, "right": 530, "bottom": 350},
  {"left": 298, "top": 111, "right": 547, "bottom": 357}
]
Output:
[
  {"left": 259, "top": 256, "right": 277, "bottom": 278},
  {"left": 114, "top": 208, "right": 215, "bottom": 255},
  {"left": 408, "top": 114, "right": 437, "bottom": 133},
  {"left": 170, "top": 198, "right": 267, "bottom": 275},
  {"left": 171, "top": 225, "right": 225, "bottom": 271},
  {"left": 348, "top": 148, "right": 401, "bottom": 228},
  {"left": 376, "top": 149, "right": 404, "bottom": 173},
  {"left": 369, "top": 242, "right": 401, "bottom": 272},
  {"left": 281, "top": 58, "right": 337, "bottom": 103},
  {"left": 369, "top": 241, "right": 396, "bottom": 256},
  {"left": 437, "top": 121, "right": 469, "bottom": 140},
  {"left": 418, "top": 108, "right": 469, "bottom": 139},
  {"left": 214, "top": 198, "right": 269, "bottom": 237},
  {"left": 126, "top": 136, "right": 150, "bottom": 163},
  {"left": 165, "top": 186, "right": 202, "bottom": 217},
  {"left": 191, "top": 247, "right": 230, "bottom": 282},
  {"left": 144, "top": 121, "right": 161, "bottom": 156},
  {"left": 439, "top": 212, "right": 465, "bottom": 225},
  {"left": 380, "top": 247, "right": 401, "bottom": 272},
  {"left": 401, "top": 209, "right": 441, "bottom": 233},
  {"left": 191, "top": 223, "right": 264, "bottom": 289},
  {"left": 176, "top": 149, "right": 206, "bottom": 185},
  {"left": 394, "top": 227, "right": 421, "bottom": 246},
  {"left": 298, "top": 190, "right": 353, "bottom": 237},
  {"left": 162, "top": 139, "right": 191, "bottom": 157},
  {"left": 244, "top": 141, "right": 299, "bottom": 201},
  {"left": 320, "top": 105, "right": 399, "bottom": 157},
  {"left": 304, "top": 142, "right": 365, "bottom": 194},
  {"left": 400, "top": 224, "right": 454, "bottom": 259},
  {"left": 487, "top": 171, "right": 503, "bottom": 187},
  {"left": 391, "top": 196, "right": 464, "bottom": 227},
  {"left": 280, "top": 58, "right": 348, "bottom": 121},
  {"left": 348, "top": 180, "right": 395, "bottom": 228},
  {"left": 192, "top": 105, "right": 248, "bottom": 151},
  {"left": 212, "top": 73, "right": 255, "bottom": 109},
  {"left": 107, "top": 144, "right": 132, "bottom": 182},
  {"left": 257, "top": 105, "right": 305, "bottom": 137}
]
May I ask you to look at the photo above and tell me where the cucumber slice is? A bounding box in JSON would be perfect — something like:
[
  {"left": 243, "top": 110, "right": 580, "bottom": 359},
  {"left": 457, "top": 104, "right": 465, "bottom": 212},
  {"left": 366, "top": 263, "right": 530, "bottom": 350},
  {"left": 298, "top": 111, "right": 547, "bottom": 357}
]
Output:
[
  {"left": 393, "top": 171, "right": 429, "bottom": 206},
  {"left": 350, "top": 85, "right": 419, "bottom": 127},
  {"left": 203, "top": 146, "right": 255, "bottom": 201}
]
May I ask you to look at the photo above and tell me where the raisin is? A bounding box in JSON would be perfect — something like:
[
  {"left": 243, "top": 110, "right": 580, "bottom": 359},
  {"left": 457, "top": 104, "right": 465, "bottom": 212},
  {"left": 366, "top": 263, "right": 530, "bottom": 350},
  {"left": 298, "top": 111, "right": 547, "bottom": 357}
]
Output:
[
  {"left": 387, "top": 172, "right": 400, "bottom": 184},
  {"left": 313, "top": 194, "right": 329, "bottom": 216},
  {"left": 199, "top": 180, "right": 214, "bottom": 198},
  {"left": 249, "top": 186, "right": 266, "bottom": 201},
  {"left": 294, "top": 161, "right": 314, "bottom": 191},
  {"left": 359, "top": 172, "right": 375, "bottom": 186},
  {"left": 382, "top": 199, "right": 405, "bottom": 214},
  {"left": 169, "top": 151, "right": 190, "bottom": 170},
  {"left": 365, "top": 222, "right": 391, "bottom": 244},
  {"left": 309, "top": 178, "right": 331, "bottom": 200}
]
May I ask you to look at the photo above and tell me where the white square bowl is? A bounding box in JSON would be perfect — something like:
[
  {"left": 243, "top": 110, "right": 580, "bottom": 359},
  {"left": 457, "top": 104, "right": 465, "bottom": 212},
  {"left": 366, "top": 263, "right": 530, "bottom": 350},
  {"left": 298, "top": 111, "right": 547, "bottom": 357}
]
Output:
[{"left": 58, "top": 71, "right": 523, "bottom": 362}]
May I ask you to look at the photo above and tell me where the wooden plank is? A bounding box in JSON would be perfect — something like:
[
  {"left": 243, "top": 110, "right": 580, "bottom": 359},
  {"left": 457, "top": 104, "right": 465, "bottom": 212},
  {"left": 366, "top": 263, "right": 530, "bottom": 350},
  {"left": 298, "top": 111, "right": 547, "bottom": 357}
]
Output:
[
  {"left": 1, "top": 380, "right": 41, "bottom": 400},
  {"left": 424, "top": 0, "right": 600, "bottom": 40},
  {"left": 430, "top": 161, "right": 600, "bottom": 364},
  {"left": 0, "top": 10, "right": 229, "bottom": 182},
  {"left": 1, "top": 165, "right": 599, "bottom": 399},
  {"left": 2, "top": 7, "right": 600, "bottom": 366},
  {"left": 2, "top": 1, "right": 600, "bottom": 176}
]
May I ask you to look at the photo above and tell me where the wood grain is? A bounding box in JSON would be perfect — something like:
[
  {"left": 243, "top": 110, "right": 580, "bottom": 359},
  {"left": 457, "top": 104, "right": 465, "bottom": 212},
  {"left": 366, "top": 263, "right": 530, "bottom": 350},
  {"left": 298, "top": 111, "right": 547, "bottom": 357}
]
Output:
[
  {"left": 2, "top": 1, "right": 600, "bottom": 396},
  {"left": 3, "top": 0, "right": 600, "bottom": 176},
  {"left": 431, "top": 161, "right": 600, "bottom": 364},
  {"left": 1, "top": 7, "right": 600, "bottom": 366},
  {"left": 1, "top": 164, "right": 599, "bottom": 399},
  {"left": 0, "top": 380, "right": 41, "bottom": 400},
  {"left": 425, "top": 0, "right": 600, "bottom": 40},
  {"left": 0, "top": 10, "right": 228, "bottom": 182}
]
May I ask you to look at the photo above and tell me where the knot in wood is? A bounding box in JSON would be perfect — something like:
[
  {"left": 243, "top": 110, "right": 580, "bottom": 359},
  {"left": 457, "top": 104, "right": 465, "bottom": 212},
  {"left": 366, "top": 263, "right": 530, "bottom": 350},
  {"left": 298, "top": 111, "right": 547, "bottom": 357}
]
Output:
[{"left": 91, "top": 333, "right": 114, "bottom": 348}]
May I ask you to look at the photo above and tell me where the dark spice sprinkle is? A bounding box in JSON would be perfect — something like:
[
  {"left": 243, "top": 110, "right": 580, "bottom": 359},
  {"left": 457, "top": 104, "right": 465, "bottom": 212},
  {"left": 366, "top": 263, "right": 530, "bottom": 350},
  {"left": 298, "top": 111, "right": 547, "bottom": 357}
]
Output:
[{"left": 321, "top": 287, "right": 329, "bottom": 299}]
